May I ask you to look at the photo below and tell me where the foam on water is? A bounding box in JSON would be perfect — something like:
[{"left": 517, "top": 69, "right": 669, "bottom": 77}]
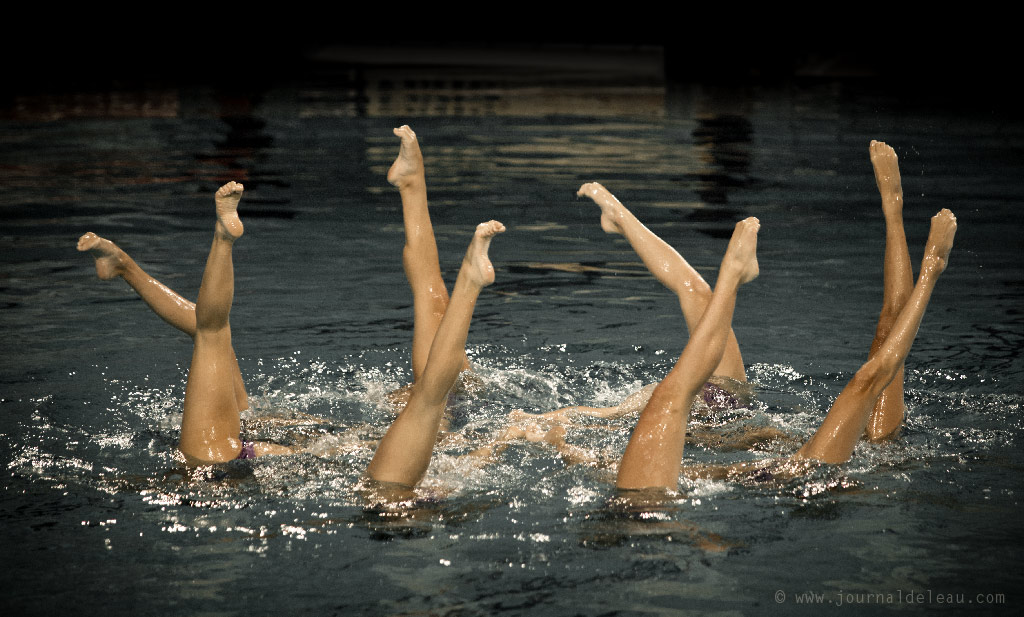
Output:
[{"left": 14, "top": 347, "right": 1016, "bottom": 531}]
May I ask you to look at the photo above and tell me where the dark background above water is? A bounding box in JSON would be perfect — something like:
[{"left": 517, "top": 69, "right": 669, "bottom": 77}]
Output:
[{"left": 3, "top": 13, "right": 1017, "bottom": 111}]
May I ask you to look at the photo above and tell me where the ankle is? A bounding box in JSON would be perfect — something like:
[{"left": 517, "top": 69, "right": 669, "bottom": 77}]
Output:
[{"left": 396, "top": 177, "right": 426, "bottom": 192}]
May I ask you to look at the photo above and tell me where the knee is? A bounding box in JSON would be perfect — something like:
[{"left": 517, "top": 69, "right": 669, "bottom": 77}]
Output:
[
  {"left": 851, "top": 356, "right": 897, "bottom": 397},
  {"left": 412, "top": 285, "right": 449, "bottom": 317},
  {"left": 674, "top": 279, "right": 712, "bottom": 302},
  {"left": 415, "top": 292, "right": 448, "bottom": 321},
  {"left": 194, "top": 324, "right": 232, "bottom": 345}
]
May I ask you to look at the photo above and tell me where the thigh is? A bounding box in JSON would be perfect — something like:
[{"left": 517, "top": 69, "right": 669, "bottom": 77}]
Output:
[{"left": 180, "top": 330, "right": 242, "bottom": 461}]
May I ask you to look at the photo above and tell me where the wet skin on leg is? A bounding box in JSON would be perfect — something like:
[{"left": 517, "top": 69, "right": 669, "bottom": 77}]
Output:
[
  {"left": 178, "top": 181, "right": 248, "bottom": 464},
  {"left": 79, "top": 183, "right": 293, "bottom": 462},
  {"left": 388, "top": 125, "right": 471, "bottom": 384},
  {"left": 368, "top": 221, "right": 504, "bottom": 488},
  {"left": 616, "top": 217, "right": 760, "bottom": 491},
  {"left": 795, "top": 209, "right": 956, "bottom": 464},
  {"left": 77, "top": 232, "right": 249, "bottom": 411},
  {"left": 864, "top": 140, "right": 914, "bottom": 441},
  {"left": 510, "top": 183, "right": 750, "bottom": 428},
  {"left": 578, "top": 182, "right": 747, "bottom": 383}
]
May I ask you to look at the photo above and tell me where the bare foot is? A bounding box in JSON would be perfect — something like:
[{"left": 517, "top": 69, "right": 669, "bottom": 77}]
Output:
[
  {"left": 922, "top": 209, "right": 957, "bottom": 274},
  {"left": 869, "top": 140, "right": 903, "bottom": 212},
  {"left": 721, "top": 217, "right": 760, "bottom": 284},
  {"left": 577, "top": 182, "right": 626, "bottom": 234},
  {"left": 77, "top": 232, "right": 128, "bottom": 280},
  {"left": 462, "top": 220, "right": 505, "bottom": 287},
  {"left": 387, "top": 125, "right": 425, "bottom": 189},
  {"left": 214, "top": 182, "right": 244, "bottom": 240}
]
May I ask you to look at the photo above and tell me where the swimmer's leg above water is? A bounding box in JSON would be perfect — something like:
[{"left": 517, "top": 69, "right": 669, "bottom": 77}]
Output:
[
  {"left": 514, "top": 183, "right": 749, "bottom": 427},
  {"left": 863, "top": 140, "right": 914, "bottom": 441},
  {"left": 77, "top": 233, "right": 198, "bottom": 333},
  {"left": 181, "top": 183, "right": 293, "bottom": 462},
  {"left": 77, "top": 232, "right": 248, "bottom": 411},
  {"left": 176, "top": 181, "right": 249, "bottom": 463},
  {"left": 616, "top": 217, "right": 760, "bottom": 491},
  {"left": 367, "top": 221, "right": 505, "bottom": 487},
  {"left": 388, "top": 125, "right": 471, "bottom": 384},
  {"left": 579, "top": 182, "right": 747, "bottom": 382},
  {"left": 794, "top": 208, "right": 956, "bottom": 464}
]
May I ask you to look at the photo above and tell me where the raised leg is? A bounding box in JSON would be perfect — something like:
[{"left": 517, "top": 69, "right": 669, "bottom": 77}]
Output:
[
  {"left": 578, "top": 183, "right": 746, "bottom": 382},
  {"left": 388, "top": 125, "right": 470, "bottom": 382},
  {"left": 864, "top": 140, "right": 914, "bottom": 441},
  {"left": 77, "top": 232, "right": 249, "bottom": 410},
  {"left": 78, "top": 232, "right": 198, "bottom": 333},
  {"left": 178, "top": 182, "right": 249, "bottom": 464},
  {"left": 795, "top": 210, "right": 956, "bottom": 464},
  {"left": 616, "top": 217, "right": 760, "bottom": 491},
  {"left": 367, "top": 221, "right": 504, "bottom": 487}
]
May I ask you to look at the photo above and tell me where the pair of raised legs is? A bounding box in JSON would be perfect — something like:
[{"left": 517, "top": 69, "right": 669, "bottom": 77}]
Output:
[
  {"left": 613, "top": 214, "right": 761, "bottom": 490},
  {"left": 480, "top": 181, "right": 759, "bottom": 465},
  {"left": 793, "top": 142, "right": 957, "bottom": 462},
  {"left": 78, "top": 182, "right": 289, "bottom": 463},
  {"left": 367, "top": 125, "right": 505, "bottom": 488},
  {"left": 536, "top": 180, "right": 750, "bottom": 424}
]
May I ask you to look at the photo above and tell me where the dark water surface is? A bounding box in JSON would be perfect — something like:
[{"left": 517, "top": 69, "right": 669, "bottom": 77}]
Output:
[{"left": 3, "top": 55, "right": 1023, "bottom": 615}]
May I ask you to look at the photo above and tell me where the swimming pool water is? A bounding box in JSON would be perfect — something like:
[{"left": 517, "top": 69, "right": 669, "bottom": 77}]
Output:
[{"left": 2, "top": 58, "right": 1023, "bottom": 616}]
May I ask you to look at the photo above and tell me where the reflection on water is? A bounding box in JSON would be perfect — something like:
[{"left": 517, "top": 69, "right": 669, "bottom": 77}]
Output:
[
  {"left": 301, "top": 45, "right": 665, "bottom": 119},
  {"left": 200, "top": 89, "right": 272, "bottom": 184},
  {"left": 2, "top": 89, "right": 180, "bottom": 121},
  {"left": 2, "top": 50, "right": 1023, "bottom": 615},
  {"left": 689, "top": 87, "right": 754, "bottom": 237},
  {"left": 301, "top": 78, "right": 667, "bottom": 119}
]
